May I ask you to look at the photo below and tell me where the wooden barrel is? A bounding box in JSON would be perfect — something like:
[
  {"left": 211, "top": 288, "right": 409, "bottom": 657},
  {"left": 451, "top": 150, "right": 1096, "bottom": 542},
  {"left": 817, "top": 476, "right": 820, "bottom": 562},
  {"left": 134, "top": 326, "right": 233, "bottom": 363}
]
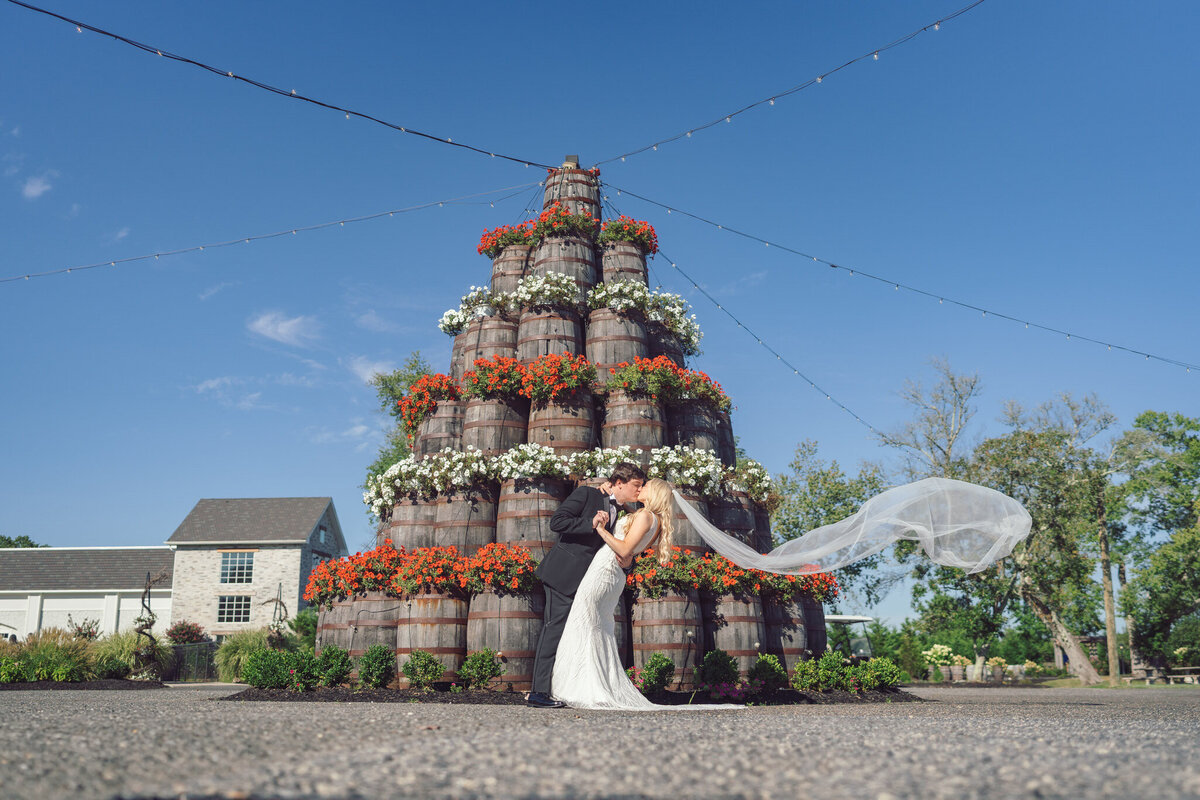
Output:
[
  {"left": 586, "top": 308, "right": 648, "bottom": 385},
  {"left": 530, "top": 237, "right": 597, "bottom": 305},
  {"left": 315, "top": 596, "right": 352, "bottom": 654},
  {"left": 667, "top": 401, "right": 721, "bottom": 453},
  {"left": 542, "top": 168, "right": 601, "bottom": 221},
  {"left": 517, "top": 310, "right": 583, "bottom": 363},
  {"left": 491, "top": 245, "right": 530, "bottom": 295},
  {"left": 708, "top": 491, "right": 756, "bottom": 547},
  {"left": 451, "top": 317, "right": 519, "bottom": 381},
  {"left": 389, "top": 495, "right": 436, "bottom": 550},
  {"left": 600, "top": 392, "right": 665, "bottom": 460},
  {"left": 465, "top": 588, "right": 544, "bottom": 691},
  {"left": 753, "top": 507, "right": 774, "bottom": 554},
  {"left": 764, "top": 595, "right": 825, "bottom": 671},
  {"left": 527, "top": 394, "right": 596, "bottom": 455},
  {"left": 395, "top": 593, "right": 467, "bottom": 686},
  {"left": 632, "top": 591, "right": 703, "bottom": 690},
  {"left": 462, "top": 398, "right": 528, "bottom": 454},
  {"left": 670, "top": 492, "right": 710, "bottom": 555},
  {"left": 601, "top": 241, "right": 648, "bottom": 285},
  {"left": 646, "top": 322, "right": 685, "bottom": 367},
  {"left": 702, "top": 593, "right": 766, "bottom": 679},
  {"left": 433, "top": 485, "right": 498, "bottom": 555},
  {"left": 716, "top": 410, "right": 737, "bottom": 468},
  {"left": 414, "top": 399, "right": 464, "bottom": 459},
  {"left": 495, "top": 477, "right": 572, "bottom": 559}
]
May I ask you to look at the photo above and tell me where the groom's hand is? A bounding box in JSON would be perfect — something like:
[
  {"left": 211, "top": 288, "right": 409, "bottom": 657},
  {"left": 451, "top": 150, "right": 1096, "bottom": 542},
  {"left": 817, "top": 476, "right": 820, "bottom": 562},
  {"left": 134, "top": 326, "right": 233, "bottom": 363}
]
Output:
[{"left": 591, "top": 510, "right": 608, "bottom": 531}]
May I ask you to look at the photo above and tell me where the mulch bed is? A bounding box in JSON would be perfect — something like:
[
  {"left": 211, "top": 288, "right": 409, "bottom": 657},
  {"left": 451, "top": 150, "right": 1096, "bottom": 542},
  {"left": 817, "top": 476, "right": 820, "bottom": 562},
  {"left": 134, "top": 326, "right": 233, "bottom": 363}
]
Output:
[
  {"left": 0, "top": 679, "right": 167, "bottom": 691},
  {"left": 220, "top": 685, "right": 921, "bottom": 705}
]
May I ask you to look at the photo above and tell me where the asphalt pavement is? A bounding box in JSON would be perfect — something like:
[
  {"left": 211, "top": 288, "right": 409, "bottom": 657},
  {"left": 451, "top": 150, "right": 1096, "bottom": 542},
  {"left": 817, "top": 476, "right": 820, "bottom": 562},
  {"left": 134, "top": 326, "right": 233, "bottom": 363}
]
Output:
[{"left": 2, "top": 684, "right": 1198, "bottom": 799}]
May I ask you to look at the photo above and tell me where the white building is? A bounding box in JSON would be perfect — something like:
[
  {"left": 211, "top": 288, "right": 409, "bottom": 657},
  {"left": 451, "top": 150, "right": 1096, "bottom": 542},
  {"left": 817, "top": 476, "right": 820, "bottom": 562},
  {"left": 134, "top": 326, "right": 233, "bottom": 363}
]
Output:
[{"left": 0, "top": 497, "right": 347, "bottom": 640}]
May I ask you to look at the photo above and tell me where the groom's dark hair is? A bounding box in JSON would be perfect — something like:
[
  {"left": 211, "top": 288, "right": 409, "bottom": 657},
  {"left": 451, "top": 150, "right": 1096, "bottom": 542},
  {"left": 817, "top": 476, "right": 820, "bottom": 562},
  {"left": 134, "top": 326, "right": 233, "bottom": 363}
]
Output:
[{"left": 608, "top": 462, "right": 647, "bottom": 484}]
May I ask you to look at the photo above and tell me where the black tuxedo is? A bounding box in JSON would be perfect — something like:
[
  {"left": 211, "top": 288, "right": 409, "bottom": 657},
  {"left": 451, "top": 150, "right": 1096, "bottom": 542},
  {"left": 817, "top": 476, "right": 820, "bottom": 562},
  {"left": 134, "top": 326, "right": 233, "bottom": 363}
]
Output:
[{"left": 531, "top": 485, "right": 621, "bottom": 695}]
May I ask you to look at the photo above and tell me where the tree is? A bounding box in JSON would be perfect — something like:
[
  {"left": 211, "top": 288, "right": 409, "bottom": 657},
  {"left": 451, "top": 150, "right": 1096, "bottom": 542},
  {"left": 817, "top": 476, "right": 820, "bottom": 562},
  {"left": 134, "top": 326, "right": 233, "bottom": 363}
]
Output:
[
  {"left": 772, "top": 440, "right": 894, "bottom": 606},
  {"left": 1123, "top": 501, "right": 1200, "bottom": 662},
  {"left": 361, "top": 351, "right": 433, "bottom": 516},
  {"left": 0, "top": 535, "right": 44, "bottom": 548},
  {"left": 876, "top": 356, "right": 981, "bottom": 480}
]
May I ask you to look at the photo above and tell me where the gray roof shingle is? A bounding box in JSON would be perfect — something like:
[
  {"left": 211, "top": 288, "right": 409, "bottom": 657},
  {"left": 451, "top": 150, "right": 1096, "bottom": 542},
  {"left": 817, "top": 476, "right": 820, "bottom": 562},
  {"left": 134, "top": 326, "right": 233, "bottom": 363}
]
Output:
[
  {"left": 0, "top": 547, "right": 174, "bottom": 591},
  {"left": 166, "top": 497, "right": 332, "bottom": 545}
]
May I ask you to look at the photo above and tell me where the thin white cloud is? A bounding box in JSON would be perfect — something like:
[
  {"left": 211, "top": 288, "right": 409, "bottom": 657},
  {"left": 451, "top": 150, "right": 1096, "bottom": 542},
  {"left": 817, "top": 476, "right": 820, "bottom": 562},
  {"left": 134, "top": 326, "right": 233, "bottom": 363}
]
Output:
[
  {"left": 106, "top": 227, "right": 130, "bottom": 244},
  {"left": 199, "top": 281, "right": 237, "bottom": 301},
  {"left": 235, "top": 392, "right": 265, "bottom": 411},
  {"left": 10, "top": 127, "right": 18, "bottom": 137},
  {"left": 195, "top": 376, "right": 236, "bottom": 393},
  {"left": 715, "top": 270, "right": 769, "bottom": 297},
  {"left": 22, "top": 173, "right": 54, "bottom": 199},
  {"left": 275, "top": 372, "right": 320, "bottom": 388},
  {"left": 307, "top": 419, "right": 376, "bottom": 449},
  {"left": 345, "top": 355, "right": 394, "bottom": 384},
  {"left": 247, "top": 311, "right": 321, "bottom": 347},
  {"left": 2, "top": 153, "right": 22, "bottom": 178},
  {"left": 355, "top": 309, "right": 402, "bottom": 334}
]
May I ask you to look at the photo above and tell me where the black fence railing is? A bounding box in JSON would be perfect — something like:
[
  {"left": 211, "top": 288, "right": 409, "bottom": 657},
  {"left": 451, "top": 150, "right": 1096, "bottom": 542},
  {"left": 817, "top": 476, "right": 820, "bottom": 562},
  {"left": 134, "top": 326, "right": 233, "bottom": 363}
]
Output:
[{"left": 162, "top": 641, "right": 219, "bottom": 682}]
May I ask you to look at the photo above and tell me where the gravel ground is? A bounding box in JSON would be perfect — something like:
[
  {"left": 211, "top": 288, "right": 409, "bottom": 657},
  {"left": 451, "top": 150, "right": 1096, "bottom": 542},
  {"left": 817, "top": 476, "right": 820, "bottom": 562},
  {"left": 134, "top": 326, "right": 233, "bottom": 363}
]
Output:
[{"left": 2, "top": 684, "right": 1198, "bottom": 799}]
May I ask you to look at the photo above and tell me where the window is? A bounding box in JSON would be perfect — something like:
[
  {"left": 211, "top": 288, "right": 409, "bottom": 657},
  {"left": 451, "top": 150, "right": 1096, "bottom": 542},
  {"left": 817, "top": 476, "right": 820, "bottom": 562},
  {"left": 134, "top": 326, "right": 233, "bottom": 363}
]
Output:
[
  {"left": 220, "top": 551, "right": 254, "bottom": 584},
  {"left": 217, "top": 595, "right": 251, "bottom": 623},
  {"left": 319, "top": 526, "right": 327, "bottom": 545}
]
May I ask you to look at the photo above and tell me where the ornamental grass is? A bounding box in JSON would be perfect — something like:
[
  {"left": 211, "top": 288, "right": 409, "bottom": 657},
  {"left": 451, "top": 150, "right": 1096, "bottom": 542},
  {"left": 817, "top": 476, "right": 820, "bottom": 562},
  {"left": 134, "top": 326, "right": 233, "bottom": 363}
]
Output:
[
  {"left": 519, "top": 352, "right": 596, "bottom": 405},
  {"left": 462, "top": 355, "right": 526, "bottom": 399},
  {"left": 397, "top": 373, "right": 462, "bottom": 440}
]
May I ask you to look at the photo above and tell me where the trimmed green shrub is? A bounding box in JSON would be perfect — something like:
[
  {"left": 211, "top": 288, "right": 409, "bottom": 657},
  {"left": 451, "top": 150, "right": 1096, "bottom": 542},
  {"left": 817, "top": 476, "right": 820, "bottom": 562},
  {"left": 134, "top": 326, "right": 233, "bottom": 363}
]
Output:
[
  {"left": 790, "top": 657, "right": 819, "bottom": 691},
  {"left": 92, "top": 654, "right": 132, "bottom": 680},
  {"left": 400, "top": 649, "right": 445, "bottom": 690},
  {"left": 747, "top": 653, "right": 789, "bottom": 692},
  {"left": 0, "top": 656, "right": 29, "bottom": 683},
  {"left": 317, "top": 645, "right": 353, "bottom": 687},
  {"left": 242, "top": 649, "right": 291, "bottom": 689},
  {"left": 640, "top": 653, "right": 676, "bottom": 695},
  {"left": 358, "top": 644, "right": 396, "bottom": 689},
  {"left": 215, "top": 629, "right": 275, "bottom": 682},
  {"left": 816, "top": 650, "right": 845, "bottom": 690},
  {"left": 864, "top": 657, "right": 903, "bottom": 688},
  {"left": 91, "top": 630, "right": 173, "bottom": 678},
  {"left": 699, "top": 649, "right": 740, "bottom": 689},
  {"left": 287, "top": 648, "right": 321, "bottom": 692},
  {"left": 458, "top": 649, "right": 503, "bottom": 689}
]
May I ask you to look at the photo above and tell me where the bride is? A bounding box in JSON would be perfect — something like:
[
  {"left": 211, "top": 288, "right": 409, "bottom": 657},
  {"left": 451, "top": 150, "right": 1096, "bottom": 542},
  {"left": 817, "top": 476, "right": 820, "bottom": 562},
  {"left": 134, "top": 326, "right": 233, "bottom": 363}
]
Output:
[{"left": 549, "top": 475, "right": 1031, "bottom": 711}]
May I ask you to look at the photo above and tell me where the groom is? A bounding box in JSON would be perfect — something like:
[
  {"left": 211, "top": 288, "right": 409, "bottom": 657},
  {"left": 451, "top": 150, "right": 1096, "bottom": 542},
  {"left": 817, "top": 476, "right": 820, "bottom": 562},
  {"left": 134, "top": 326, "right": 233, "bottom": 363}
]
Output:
[{"left": 527, "top": 462, "right": 646, "bottom": 708}]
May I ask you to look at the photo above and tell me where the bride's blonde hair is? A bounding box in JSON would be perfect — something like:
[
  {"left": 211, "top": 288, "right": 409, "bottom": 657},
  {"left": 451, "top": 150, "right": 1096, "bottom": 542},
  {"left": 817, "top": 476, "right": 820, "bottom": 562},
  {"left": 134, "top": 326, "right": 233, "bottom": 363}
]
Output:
[{"left": 637, "top": 478, "right": 675, "bottom": 564}]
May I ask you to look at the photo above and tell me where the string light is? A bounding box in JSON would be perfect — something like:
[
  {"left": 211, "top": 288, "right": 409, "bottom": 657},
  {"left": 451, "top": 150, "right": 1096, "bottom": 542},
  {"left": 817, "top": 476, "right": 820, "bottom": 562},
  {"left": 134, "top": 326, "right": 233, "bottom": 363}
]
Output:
[
  {"left": 593, "top": 0, "right": 987, "bottom": 167},
  {"left": 6, "top": 0, "right": 556, "bottom": 171},
  {"left": 1, "top": 180, "right": 540, "bottom": 285},
  {"left": 602, "top": 181, "right": 1200, "bottom": 374}
]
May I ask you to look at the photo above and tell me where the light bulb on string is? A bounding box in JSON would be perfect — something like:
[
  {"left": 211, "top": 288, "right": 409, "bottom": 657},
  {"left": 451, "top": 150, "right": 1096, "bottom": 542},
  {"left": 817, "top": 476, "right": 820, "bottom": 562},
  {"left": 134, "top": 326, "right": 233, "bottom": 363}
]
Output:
[
  {"left": 769, "top": 98, "right": 776, "bottom": 106},
  {"left": 725, "top": 116, "right": 731, "bottom": 123},
  {"left": 934, "top": 22, "right": 940, "bottom": 30},
  {"left": 873, "top": 52, "right": 879, "bottom": 60}
]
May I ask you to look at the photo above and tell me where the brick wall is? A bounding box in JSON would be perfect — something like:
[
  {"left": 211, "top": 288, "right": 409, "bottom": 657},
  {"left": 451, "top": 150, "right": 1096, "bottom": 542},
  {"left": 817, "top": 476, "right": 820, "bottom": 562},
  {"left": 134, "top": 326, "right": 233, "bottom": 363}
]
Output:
[{"left": 169, "top": 545, "right": 303, "bottom": 636}]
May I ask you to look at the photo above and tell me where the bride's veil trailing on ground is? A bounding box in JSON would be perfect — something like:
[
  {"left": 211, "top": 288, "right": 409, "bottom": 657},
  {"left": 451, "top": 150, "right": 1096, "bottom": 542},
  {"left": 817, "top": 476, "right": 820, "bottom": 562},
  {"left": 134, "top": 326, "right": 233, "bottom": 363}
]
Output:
[{"left": 672, "top": 477, "right": 1032, "bottom": 575}]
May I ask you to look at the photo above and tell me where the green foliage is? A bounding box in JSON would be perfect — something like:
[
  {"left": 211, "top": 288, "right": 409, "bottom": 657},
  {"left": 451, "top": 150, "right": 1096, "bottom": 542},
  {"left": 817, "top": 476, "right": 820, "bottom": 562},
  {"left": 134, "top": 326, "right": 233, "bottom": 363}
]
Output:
[
  {"left": 19, "top": 628, "right": 94, "bottom": 682},
  {"left": 215, "top": 628, "right": 273, "bottom": 682},
  {"left": 1167, "top": 616, "right": 1200, "bottom": 667},
  {"left": 242, "top": 649, "right": 291, "bottom": 689},
  {"left": 772, "top": 440, "right": 890, "bottom": 605},
  {"left": 400, "top": 649, "right": 445, "bottom": 690},
  {"left": 288, "top": 608, "right": 318, "bottom": 651},
  {"left": 1125, "top": 510, "right": 1200, "bottom": 660},
  {"left": 90, "top": 630, "right": 173, "bottom": 678},
  {"left": 790, "top": 658, "right": 819, "bottom": 691},
  {"left": 358, "top": 644, "right": 396, "bottom": 689},
  {"left": 863, "top": 657, "right": 903, "bottom": 688},
  {"left": 66, "top": 614, "right": 100, "bottom": 641},
  {"left": 639, "top": 653, "right": 676, "bottom": 695},
  {"left": 698, "top": 649, "right": 739, "bottom": 689},
  {"left": 93, "top": 654, "right": 131, "bottom": 680},
  {"left": 287, "top": 648, "right": 321, "bottom": 692},
  {"left": 164, "top": 620, "right": 210, "bottom": 645},
  {"left": 814, "top": 650, "right": 844, "bottom": 690},
  {"left": 363, "top": 352, "right": 433, "bottom": 513},
  {"left": 746, "top": 653, "right": 788, "bottom": 692},
  {"left": 0, "top": 656, "right": 29, "bottom": 683},
  {"left": 0, "top": 534, "right": 44, "bottom": 548},
  {"left": 457, "top": 648, "right": 503, "bottom": 689},
  {"left": 316, "top": 645, "right": 353, "bottom": 687}
]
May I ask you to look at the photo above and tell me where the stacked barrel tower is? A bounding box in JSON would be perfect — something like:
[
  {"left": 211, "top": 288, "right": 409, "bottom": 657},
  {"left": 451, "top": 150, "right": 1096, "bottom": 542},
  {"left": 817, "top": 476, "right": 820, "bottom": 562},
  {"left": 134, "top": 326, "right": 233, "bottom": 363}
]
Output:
[{"left": 316, "top": 159, "right": 827, "bottom": 690}]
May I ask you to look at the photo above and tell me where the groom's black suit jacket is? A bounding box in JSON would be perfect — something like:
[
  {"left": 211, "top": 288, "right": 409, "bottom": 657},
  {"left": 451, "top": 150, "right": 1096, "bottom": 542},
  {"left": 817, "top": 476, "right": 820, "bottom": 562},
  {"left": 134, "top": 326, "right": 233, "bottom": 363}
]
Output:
[{"left": 537, "top": 485, "right": 611, "bottom": 596}]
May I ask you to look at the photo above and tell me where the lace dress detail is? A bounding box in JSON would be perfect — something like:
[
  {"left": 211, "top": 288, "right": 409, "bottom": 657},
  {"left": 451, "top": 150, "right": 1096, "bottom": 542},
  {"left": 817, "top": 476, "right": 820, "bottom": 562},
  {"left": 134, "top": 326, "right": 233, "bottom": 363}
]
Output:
[{"left": 551, "top": 514, "right": 738, "bottom": 711}]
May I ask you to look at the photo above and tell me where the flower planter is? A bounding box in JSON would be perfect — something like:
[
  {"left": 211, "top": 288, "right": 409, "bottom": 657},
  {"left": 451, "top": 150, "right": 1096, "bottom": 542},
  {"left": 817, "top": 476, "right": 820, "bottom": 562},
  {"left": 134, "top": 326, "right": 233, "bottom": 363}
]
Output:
[
  {"left": 395, "top": 592, "right": 467, "bottom": 687},
  {"left": 516, "top": 309, "right": 583, "bottom": 364},
  {"left": 669, "top": 491, "right": 710, "bottom": 556},
  {"left": 600, "top": 241, "right": 648, "bottom": 285},
  {"left": 992, "top": 666, "right": 1004, "bottom": 682},
  {"left": 762, "top": 594, "right": 825, "bottom": 673},
  {"left": 950, "top": 665, "right": 965, "bottom": 682},
  {"left": 632, "top": 590, "right": 703, "bottom": 690},
  {"left": 465, "top": 587, "right": 545, "bottom": 691},
  {"left": 542, "top": 168, "right": 602, "bottom": 221},
  {"left": 646, "top": 321, "right": 685, "bottom": 367},
  {"left": 451, "top": 317, "right": 518, "bottom": 381},
  {"left": 585, "top": 308, "right": 648, "bottom": 385},
  {"left": 707, "top": 491, "right": 757, "bottom": 547},
  {"left": 667, "top": 401, "right": 721, "bottom": 453},
  {"left": 527, "top": 393, "right": 596, "bottom": 456},
  {"left": 702, "top": 593, "right": 766, "bottom": 679},
  {"left": 600, "top": 391, "right": 665, "bottom": 460},
  {"left": 490, "top": 245, "right": 531, "bottom": 295},
  {"left": 388, "top": 494, "right": 437, "bottom": 550},
  {"left": 530, "top": 236, "right": 597, "bottom": 307},
  {"left": 495, "top": 477, "right": 573, "bottom": 559},
  {"left": 316, "top": 592, "right": 402, "bottom": 662},
  {"left": 432, "top": 485, "right": 498, "bottom": 555},
  {"left": 462, "top": 397, "right": 529, "bottom": 454},
  {"left": 414, "top": 399, "right": 465, "bottom": 459}
]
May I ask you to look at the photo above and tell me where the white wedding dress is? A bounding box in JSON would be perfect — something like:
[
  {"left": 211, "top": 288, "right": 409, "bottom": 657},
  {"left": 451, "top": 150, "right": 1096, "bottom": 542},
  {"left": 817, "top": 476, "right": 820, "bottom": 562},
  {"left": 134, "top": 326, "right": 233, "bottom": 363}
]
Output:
[{"left": 551, "top": 513, "right": 738, "bottom": 711}]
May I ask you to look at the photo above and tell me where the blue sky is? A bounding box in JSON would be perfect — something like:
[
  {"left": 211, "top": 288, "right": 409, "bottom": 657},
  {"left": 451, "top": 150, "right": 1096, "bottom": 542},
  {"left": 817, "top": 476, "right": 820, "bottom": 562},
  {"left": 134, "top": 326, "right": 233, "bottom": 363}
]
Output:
[{"left": 2, "top": 1, "right": 1196, "bottom": 623}]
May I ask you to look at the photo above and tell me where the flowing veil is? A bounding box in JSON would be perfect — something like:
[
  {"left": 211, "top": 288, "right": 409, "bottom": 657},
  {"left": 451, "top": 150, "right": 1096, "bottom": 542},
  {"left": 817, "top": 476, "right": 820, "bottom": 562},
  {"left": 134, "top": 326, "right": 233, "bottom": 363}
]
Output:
[{"left": 672, "top": 477, "right": 1031, "bottom": 575}]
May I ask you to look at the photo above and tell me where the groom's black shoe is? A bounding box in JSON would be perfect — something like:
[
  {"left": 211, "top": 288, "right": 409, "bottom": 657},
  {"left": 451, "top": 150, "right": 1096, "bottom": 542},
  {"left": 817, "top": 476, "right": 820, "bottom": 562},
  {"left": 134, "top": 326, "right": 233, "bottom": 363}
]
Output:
[{"left": 526, "top": 691, "right": 565, "bottom": 708}]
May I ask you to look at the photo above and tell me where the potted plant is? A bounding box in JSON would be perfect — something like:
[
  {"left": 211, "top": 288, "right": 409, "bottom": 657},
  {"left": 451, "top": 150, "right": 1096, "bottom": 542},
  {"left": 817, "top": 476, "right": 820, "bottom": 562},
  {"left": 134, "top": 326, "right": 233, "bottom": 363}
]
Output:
[
  {"left": 987, "top": 655, "right": 1008, "bottom": 682},
  {"left": 597, "top": 216, "right": 659, "bottom": 255},
  {"left": 478, "top": 221, "right": 536, "bottom": 259},
  {"left": 533, "top": 201, "right": 600, "bottom": 242},
  {"left": 461, "top": 355, "right": 529, "bottom": 453},
  {"left": 921, "top": 644, "right": 953, "bottom": 681},
  {"left": 398, "top": 373, "right": 462, "bottom": 444},
  {"left": 950, "top": 653, "right": 970, "bottom": 681}
]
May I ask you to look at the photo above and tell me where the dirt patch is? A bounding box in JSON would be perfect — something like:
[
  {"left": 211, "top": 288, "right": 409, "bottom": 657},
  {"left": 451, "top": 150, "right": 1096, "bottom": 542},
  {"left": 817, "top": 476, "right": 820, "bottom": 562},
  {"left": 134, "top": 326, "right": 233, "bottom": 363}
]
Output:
[
  {"left": 219, "top": 685, "right": 920, "bottom": 705},
  {"left": 0, "top": 679, "right": 167, "bottom": 691}
]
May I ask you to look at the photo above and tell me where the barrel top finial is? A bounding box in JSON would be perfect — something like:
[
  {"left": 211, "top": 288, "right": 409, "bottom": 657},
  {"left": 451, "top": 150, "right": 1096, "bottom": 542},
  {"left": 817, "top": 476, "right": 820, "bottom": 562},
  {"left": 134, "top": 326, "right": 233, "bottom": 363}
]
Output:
[{"left": 562, "top": 155, "right": 579, "bottom": 168}]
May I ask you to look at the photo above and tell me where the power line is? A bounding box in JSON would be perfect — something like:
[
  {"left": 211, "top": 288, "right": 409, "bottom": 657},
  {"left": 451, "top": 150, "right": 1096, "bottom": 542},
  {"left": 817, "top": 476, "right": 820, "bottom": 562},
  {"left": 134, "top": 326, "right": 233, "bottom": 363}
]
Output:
[
  {"left": 602, "top": 183, "right": 1200, "bottom": 375},
  {"left": 600, "top": 194, "right": 879, "bottom": 433},
  {"left": 5, "top": 0, "right": 556, "bottom": 171},
  {"left": 1, "top": 182, "right": 542, "bottom": 285},
  {"left": 595, "top": 0, "right": 989, "bottom": 167}
]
